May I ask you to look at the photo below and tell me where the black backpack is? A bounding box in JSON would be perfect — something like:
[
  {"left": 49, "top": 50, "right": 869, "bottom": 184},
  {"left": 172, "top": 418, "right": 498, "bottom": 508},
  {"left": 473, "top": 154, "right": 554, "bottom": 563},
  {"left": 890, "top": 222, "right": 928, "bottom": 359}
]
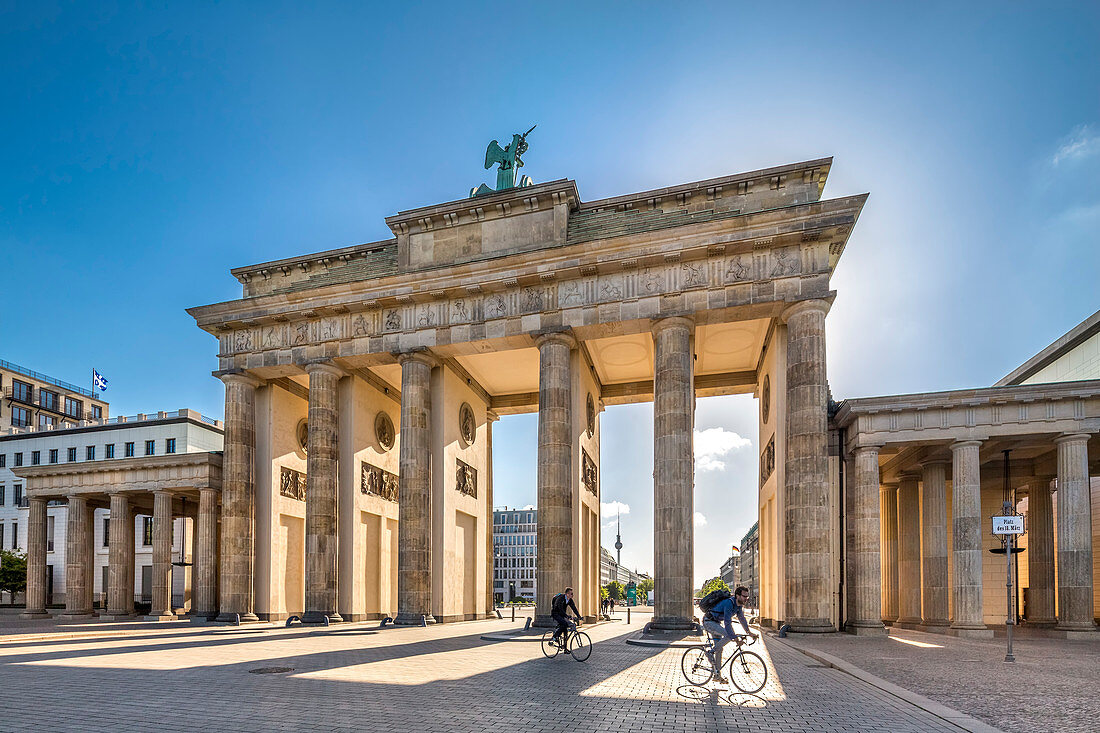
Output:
[
  {"left": 698, "top": 588, "right": 731, "bottom": 614},
  {"left": 552, "top": 593, "right": 567, "bottom": 615}
]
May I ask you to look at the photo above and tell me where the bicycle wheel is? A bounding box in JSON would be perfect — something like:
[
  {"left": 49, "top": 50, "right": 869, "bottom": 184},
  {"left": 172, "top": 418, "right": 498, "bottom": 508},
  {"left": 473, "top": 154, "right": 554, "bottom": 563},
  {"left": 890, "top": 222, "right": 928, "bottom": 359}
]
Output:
[
  {"left": 541, "top": 630, "right": 560, "bottom": 658},
  {"left": 728, "top": 650, "right": 767, "bottom": 694},
  {"left": 680, "top": 646, "right": 713, "bottom": 685},
  {"left": 568, "top": 631, "right": 592, "bottom": 662}
]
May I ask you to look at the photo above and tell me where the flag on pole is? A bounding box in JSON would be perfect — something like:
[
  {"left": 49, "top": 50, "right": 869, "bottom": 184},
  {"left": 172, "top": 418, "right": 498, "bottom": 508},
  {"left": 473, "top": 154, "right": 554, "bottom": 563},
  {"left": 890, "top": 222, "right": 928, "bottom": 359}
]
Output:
[{"left": 93, "top": 370, "right": 108, "bottom": 392}]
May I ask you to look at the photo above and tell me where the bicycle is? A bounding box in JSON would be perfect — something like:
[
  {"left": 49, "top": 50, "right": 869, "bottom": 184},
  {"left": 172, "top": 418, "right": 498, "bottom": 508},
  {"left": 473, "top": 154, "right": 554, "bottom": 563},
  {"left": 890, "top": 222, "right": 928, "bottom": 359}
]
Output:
[
  {"left": 681, "top": 632, "right": 768, "bottom": 693},
  {"left": 541, "top": 623, "right": 592, "bottom": 662}
]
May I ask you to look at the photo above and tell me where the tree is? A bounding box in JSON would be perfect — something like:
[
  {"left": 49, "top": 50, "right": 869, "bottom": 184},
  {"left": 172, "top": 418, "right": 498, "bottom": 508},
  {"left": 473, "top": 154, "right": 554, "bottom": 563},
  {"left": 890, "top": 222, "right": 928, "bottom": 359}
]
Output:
[
  {"left": 599, "top": 586, "right": 609, "bottom": 602},
  {"left": 0, "top": 550, "right": 27, "bottom": 604},
  {"left": 604, "top": 581, "right": 623, "bottom": 601},
  {"left": 700, "top": 576, "right": 730, "bottom": 597},
  {"left": 635, "top": 577, "right": 654, "bottom": 604}
]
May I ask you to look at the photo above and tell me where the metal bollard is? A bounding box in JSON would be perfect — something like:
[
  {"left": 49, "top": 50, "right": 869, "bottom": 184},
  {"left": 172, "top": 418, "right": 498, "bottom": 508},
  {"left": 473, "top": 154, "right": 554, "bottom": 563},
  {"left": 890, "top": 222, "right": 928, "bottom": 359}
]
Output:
[
  {"left": 420, "top": 615, "right": 427, "bottom": 627},
  {"left": 627, "top": 607, "right": 630, "bottom": 624},
  {"left": 524, "top": 617, "right": 532, "bottom": 631},
  {"left": 511, "top": 605, "right": 515, "bottom": 622}
]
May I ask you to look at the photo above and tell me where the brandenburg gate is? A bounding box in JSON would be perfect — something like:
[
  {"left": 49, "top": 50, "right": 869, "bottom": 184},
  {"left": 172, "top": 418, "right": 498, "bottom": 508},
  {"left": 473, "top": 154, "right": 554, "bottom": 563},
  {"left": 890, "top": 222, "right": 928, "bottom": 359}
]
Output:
[{"left": 188, "top": 152, "right": 866, "bottom": 631}]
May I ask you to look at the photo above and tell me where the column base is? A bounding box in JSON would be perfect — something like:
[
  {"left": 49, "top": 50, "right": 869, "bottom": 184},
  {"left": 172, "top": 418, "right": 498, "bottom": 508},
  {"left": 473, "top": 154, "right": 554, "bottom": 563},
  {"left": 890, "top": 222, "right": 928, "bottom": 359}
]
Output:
[
  {"left": 785, "top": 618, "right": 836, "bottom": 633},
  {"left": 394, "top": 612, "right": 436, "bottom": 626},
  {"left": 216, "top": 611, "right": 260, "bottom": 623},
  {"left": 301, "top": 611, "right": 343, "bottom": 625},
  {"left": 1055, "top": 622, "right": 1097, "bottom": 633},
  {"left": 1023, "top": 618, "right": 1057, "bottom": 627},
  {"left": 57, "top": 612, "right": 96, "bottom": 621},
  {"left": 531, "top": 614, "right": 559, "bottom": 628},
  {"left": 20, "top": 611, "right": 50, "bottom": 619},
  {"left": 949, "top": 626, "right": 994, "bottom": 639},
  {"left": 98, "top": 613, "right": 136, "bottom": 621},
  {"left": 847, "top": 623, "right": 887, "bottom": 636},
  {"left": 144, "top": 613, "right": 178, "bottom": 622},
  {"left": 650, "top": 615, "right": 697, "bottom": 631}
]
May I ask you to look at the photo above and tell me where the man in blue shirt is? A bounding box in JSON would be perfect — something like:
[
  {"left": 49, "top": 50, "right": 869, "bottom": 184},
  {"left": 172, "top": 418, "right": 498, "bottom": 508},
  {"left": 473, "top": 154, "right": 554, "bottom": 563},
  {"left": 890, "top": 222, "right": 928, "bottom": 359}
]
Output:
[{"left": 702, "top": 585, "right": 756, "bottom": 682}]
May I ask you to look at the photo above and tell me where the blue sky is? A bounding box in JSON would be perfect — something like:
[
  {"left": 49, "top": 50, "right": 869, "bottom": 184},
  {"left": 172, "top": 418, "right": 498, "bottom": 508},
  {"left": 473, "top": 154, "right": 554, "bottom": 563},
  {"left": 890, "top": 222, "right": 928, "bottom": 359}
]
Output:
[{"left": 3, "top": 2, "right": 1098, "bottom": 585}]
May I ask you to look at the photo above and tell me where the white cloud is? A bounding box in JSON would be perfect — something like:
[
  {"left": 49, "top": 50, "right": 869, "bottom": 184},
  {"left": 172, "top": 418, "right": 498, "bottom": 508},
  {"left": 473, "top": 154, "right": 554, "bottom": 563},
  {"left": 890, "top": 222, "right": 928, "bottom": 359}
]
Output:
[
  {"left": 601, "top": 501, "right": 630, "bottom": 517},
  {"left": 1052, "top": 124, "right": 1100, "bottom": 166},
  {"left": 694, "top": 512, "right": 707, "bottom": 527},
  {"left": 694, "top": 427, "right": 751, "bottom": 472},
  {"left": 522, "top": 504, "right": 535, "bottom": 511}
]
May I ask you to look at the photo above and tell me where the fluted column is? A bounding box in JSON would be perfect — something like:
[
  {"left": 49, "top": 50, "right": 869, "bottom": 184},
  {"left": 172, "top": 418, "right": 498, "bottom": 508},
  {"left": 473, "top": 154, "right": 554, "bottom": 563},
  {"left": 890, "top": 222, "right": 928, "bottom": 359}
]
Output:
[
  {"left": 948, "top": 441, "right": 985, "bottom": 632},
  {"left": 395, "top": 350, "right": 438, "bottom": 625},
  {"left": 193, "top": 487, "right": 219, "bottom": 620},
  {"left": 920, "top": 461, "right": 949, "bottom": 627},
  {"left": 485, "top": 411, "right": 499, "bottom": 617},
  {"left": 105, "top": 493, "right": 135, "bottom": 619},
  {"left": 782, "top": 299, "right": 833, "bottom": 631},
  {"left": 148, "top": 490, "right": 176, "bottom": 620},
  {"left": 1055, "top": 434, "right": 1095, "bottom": 632},
  {"left": 303, "top": 362, "right": 343, "bottom": 624},
  {"left": 880, "top": 484, "right": 899, "bottom": 623},
  {"left": 218, "top": 372, "right": 260, "bottom": 623},
  {"left": 1026, "top": 477, "right": 1056, "bottom": 625},
  {"left": 60, "top": 495, "right": 93, "bottom": 619},
  {"left": 21, "top": 498, "right": 49, "bottom": 618},
  {"left": 847, "top": 447, "right": 885, "bottom": 634},
  {"left": 534, "top": 331, "right": 576, "bottom": 628},
  {"left": 897, "top": 473, "right": 922, "bottom": 625}
]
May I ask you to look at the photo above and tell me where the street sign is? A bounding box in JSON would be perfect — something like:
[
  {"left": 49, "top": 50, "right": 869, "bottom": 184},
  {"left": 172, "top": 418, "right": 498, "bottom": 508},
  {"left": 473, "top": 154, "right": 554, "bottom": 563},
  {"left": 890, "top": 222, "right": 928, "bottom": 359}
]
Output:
[{"left": 992, "top": 515, "right": 1024, "bottom": 535}]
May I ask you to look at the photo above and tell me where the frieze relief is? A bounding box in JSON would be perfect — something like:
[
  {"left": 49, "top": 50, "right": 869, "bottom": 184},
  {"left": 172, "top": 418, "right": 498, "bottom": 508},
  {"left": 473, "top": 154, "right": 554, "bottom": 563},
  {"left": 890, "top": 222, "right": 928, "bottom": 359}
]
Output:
[
  {"left": 280, "top": 466, "right": 306, "bottom": 501},
  {"left": 582, "top": 448, "right": 598, "bottom": 496},
  {"left": 759, "top": 435, "right": 776, "bottom": 486},
  {"left": 456, "top": 458, "right": 477, "bottom": 498},
  {"left": 361, "top": 462, "right": 399, "bottom": 502}
]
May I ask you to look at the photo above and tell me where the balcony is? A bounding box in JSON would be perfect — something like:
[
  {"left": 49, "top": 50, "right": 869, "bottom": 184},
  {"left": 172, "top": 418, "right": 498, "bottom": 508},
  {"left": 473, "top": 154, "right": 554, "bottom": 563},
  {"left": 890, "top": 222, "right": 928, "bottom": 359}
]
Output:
[{"left": 3, "top": 385, "right": 35, "bottom": 407}]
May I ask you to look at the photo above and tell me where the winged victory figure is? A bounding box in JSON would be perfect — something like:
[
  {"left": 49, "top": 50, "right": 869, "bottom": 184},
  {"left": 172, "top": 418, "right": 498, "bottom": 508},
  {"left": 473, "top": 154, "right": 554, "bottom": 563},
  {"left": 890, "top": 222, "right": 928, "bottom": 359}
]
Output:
[{"left": 471, "top": 125, "right": 536, "bottom": 196}]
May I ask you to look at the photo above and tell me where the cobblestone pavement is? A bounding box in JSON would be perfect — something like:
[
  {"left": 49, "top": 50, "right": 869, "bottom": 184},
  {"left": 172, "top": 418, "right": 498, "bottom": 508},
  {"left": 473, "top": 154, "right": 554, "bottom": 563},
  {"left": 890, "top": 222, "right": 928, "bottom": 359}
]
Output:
[
  {"left": 0, "top": 618, "right": 977, "bottom": 732},
  {"left": 783, "top": 627, "right": 1100, "bottom": 733}
]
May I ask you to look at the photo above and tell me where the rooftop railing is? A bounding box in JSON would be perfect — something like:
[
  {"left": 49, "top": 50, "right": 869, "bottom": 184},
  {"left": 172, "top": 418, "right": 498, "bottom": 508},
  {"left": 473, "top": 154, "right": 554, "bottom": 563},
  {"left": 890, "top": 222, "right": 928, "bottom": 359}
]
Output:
[
  {"left": 1, "top": 409, "right": 223, "bottom": 437},
  {"left": 0, "top": 359, "right": 101, "bottom": 400}
]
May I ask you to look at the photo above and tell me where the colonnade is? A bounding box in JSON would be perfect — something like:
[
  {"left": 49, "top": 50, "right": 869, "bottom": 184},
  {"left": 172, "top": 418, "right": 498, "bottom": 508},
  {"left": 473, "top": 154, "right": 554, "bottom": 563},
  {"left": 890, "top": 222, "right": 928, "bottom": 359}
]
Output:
[{"left": 848, "top": 433, "right": 1095, "bottom": 634}]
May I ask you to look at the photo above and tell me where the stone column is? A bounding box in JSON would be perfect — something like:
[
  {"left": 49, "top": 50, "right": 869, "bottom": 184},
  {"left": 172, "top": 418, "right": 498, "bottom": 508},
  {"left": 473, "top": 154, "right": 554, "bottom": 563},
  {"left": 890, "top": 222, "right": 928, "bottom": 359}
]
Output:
[
  {"left": 1026, "top": 477, "right": 1056, "bottom": 626},
  {"left": 534, "top": 331, "right": 576, "bottom": 628},
  {"left": 651, "top": 317, "right": 695, "bottom": 631},
  {"left": 782, "top": 299, "right": 833, "bottom": 631},
  {"left": 847, "top": 446, "right": 884, "bottom": 634},
  {"left": 896, "top": 473, "right": 922, "bottom": 625},
  {"left": 395, "top": 350, "right": 437, "bottom": 625},
  {"left": 303, "top": 362, "right": 343, "bottom": 624},
  {"left": 193, "top": 487, "right": 219, "bottom": 620},
  {"left": 880, "top": 484, "right": 899, "bottom": 623},
  {"left": 218, "top": 372, "right": 260, "bottom": 623},
  {"left": 920, "top": 460, "right": 949, "bottom": 627},
  {"left": 485, "top": 411, "right": 499, "bottom": 617},
  {"left": 21, "top": 498, "right": 49, "bottom": 618},
  {"left": 1054, "top": 434, "right": 1095, "bottom": 632},
  {"left": 147, "top": 490, "right": 176, "bottom": 620},
  {"left": 105, "top": 493, "right": 135, "bottom": 619},
  {"left": 950, "top": 441, "right": 987, "bottom": 634},
  {"left": 60, "top": 495, "right": 93, "bottom": 619}
]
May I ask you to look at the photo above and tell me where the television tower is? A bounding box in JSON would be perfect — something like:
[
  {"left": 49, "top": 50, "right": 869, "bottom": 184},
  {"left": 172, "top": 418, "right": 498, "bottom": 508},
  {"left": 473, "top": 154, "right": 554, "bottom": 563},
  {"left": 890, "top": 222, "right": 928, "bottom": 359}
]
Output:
[{"left": 614, "top": 509, "right": 623, "bottom": 564}]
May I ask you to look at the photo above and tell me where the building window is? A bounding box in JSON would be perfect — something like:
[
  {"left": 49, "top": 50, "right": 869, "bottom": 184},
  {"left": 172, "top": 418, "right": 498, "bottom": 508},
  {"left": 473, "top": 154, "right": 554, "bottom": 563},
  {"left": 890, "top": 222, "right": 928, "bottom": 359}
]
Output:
[
  {"left": 64, "top": 396, "right": 83, "bottom": 419},
  {"left": 40, "top": 389, "right": 58, "bottom": 412},
  {"left": 12, "top": 407, "right": 30, "bottom": 428},
  {"left": 11, "top": 380, "right": 32, "bottom": 403},
  {"left": 49, "top": 449, "right": 58, "bottom": 464},
  {"left": 12, "top": 521, "right": 18, "bottom": 549},
  {"left": 103, "top": 517, "right": 110, "bottom": 548},
  {"left": 106, "top": 444, "right": 115, "bottom": 459},
  {"left": 0, "top": 524, "right": 4, "bottom": 551},
  {"left": 165, "top": 438, "right": 176, "bottom": 454},
  {"left": 39, "top": 414, "right": 56, "bottom": 428},
  {"left": 142, "top": 517, "right": 153, "bottom": 546},
  {"left": 67, "top": 447, "right": 77, "bottom": 462},
  {"left": 13, "top": 452, "right": 23, "bottom": 467},
  {"left": 14, "top": 485, "right": 22, "bottom": 507},
  {"left": 145, "top": 440, "right": 155, "bottom": 456},
  {"left": 86, "top": 446, "right": 95, "bottom": 461},
  {"left": 125, "top": 442, "right": 135, "bottom": 458},
  {"left": 92, "top": 405, "right": 102, "bottom": 420},
  {"left": 31, "top": 451, "right": 40, "bottom": 466},
  {"left": 0, "top": 455, "right": 4, "bottom": 468},
  {"left": 47, "top": 515, "right": 54, "bottom": 552},
  {"left": 0, "top": 486, "right": 4, "bottom": 505}
]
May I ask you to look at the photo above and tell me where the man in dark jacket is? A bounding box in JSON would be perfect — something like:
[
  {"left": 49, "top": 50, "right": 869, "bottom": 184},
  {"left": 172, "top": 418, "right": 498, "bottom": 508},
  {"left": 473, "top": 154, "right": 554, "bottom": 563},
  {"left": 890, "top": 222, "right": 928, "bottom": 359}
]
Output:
[
  {"left": 703, "top": 586, "right": 756, "bottom": 682},
  {"left": 551, "top": 587, "right": 582, "bottom": 649}
]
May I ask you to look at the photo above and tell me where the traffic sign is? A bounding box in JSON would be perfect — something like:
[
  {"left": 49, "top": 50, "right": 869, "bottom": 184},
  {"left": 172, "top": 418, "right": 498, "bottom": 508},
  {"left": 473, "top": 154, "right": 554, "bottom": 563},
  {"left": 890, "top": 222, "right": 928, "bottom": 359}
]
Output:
[{"left": 992, "top": 515, "right": 1024, "bottom": 535}]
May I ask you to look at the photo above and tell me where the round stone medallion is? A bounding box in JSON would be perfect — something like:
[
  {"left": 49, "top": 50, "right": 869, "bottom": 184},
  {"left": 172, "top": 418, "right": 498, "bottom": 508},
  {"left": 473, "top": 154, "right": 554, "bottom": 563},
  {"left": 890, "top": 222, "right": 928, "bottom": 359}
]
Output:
[
  {"left": 586, "top": 393, "right": 595, "bottom": 438},
  {"left": 459, "top": 402, "right": 476, "bottom": 447},
  {"left": 295, "top": 419, "right": 308, "bottom": 455},
  {"left": 375, "top": 411, "right": 395, "bottom": 452},
  {"left": 761, "top": 375, "right": 771, "bottom": 425}
]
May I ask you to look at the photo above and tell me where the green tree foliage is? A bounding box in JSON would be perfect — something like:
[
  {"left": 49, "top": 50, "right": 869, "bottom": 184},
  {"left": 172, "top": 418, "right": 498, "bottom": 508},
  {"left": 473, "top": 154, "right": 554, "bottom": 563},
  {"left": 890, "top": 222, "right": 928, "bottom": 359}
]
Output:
[
  {"left": 604, "top": 580, "right": 623, "bottom": 601},
  {"left": 0, "top": 550, "right": 27, "bottom": 602},
  {"left": 700, "top": 577, "right": 730, "bottom": 597},
  {"left": 635, "top": 577, "right": 654, "bottom": 602},
  {"left": 599, "top": 586, "right": 609, "bottom": 602}
]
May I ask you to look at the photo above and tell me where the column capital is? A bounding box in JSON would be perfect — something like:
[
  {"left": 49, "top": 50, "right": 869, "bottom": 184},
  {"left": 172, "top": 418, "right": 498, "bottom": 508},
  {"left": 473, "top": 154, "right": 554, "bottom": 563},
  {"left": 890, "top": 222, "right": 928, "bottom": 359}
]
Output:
[
  {"left": 303, "top": 360, "right": 348, "bottom": 379},
  {"left": 919, "top": 458, "right": 950, "bottom": 469},
  {"left": 395, "top": 348, "right": 440, "bottom": 369},
  {"left": 486, "top": 409, "right": 500, "bottom": 423},
  {"left": 649, "top": 315, "right": 694, "bottom": 336},
  {"left": 780, "top": 298, "right": 830, "bottom": 323},
  {"left": 220, "top": 371, "right": 262, "bottom": 388},
  {"left": 534, "top": 329, "right": 576, "bottom": 350},
  {"left": 852, "top": 445, "right": 881, "bottom": 457},
  {"left": 880, "top": 482, "right": 899, "bottom": 492},
  {"left": 898, "top": 470, "right": 921, "bottom": 482},
  {"left": 1054, "top": 432, "right": 1092, "bottom": 446},
  {"left": 950, "top": 439, "right": 983, "bottom": 451},
  {"left": 152, "top": 488, "right": 176, "bottom": 497}
]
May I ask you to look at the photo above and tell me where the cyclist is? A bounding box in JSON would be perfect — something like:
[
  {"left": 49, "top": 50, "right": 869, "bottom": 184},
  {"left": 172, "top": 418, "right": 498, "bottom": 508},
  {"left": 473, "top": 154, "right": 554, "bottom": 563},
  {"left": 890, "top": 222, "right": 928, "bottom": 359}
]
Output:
[
  {"left": 551, "top": 587, "right": 582, "bottom": 652},
  {"left": 702, "top": 585, "right": 756, "bottom": 682}
]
